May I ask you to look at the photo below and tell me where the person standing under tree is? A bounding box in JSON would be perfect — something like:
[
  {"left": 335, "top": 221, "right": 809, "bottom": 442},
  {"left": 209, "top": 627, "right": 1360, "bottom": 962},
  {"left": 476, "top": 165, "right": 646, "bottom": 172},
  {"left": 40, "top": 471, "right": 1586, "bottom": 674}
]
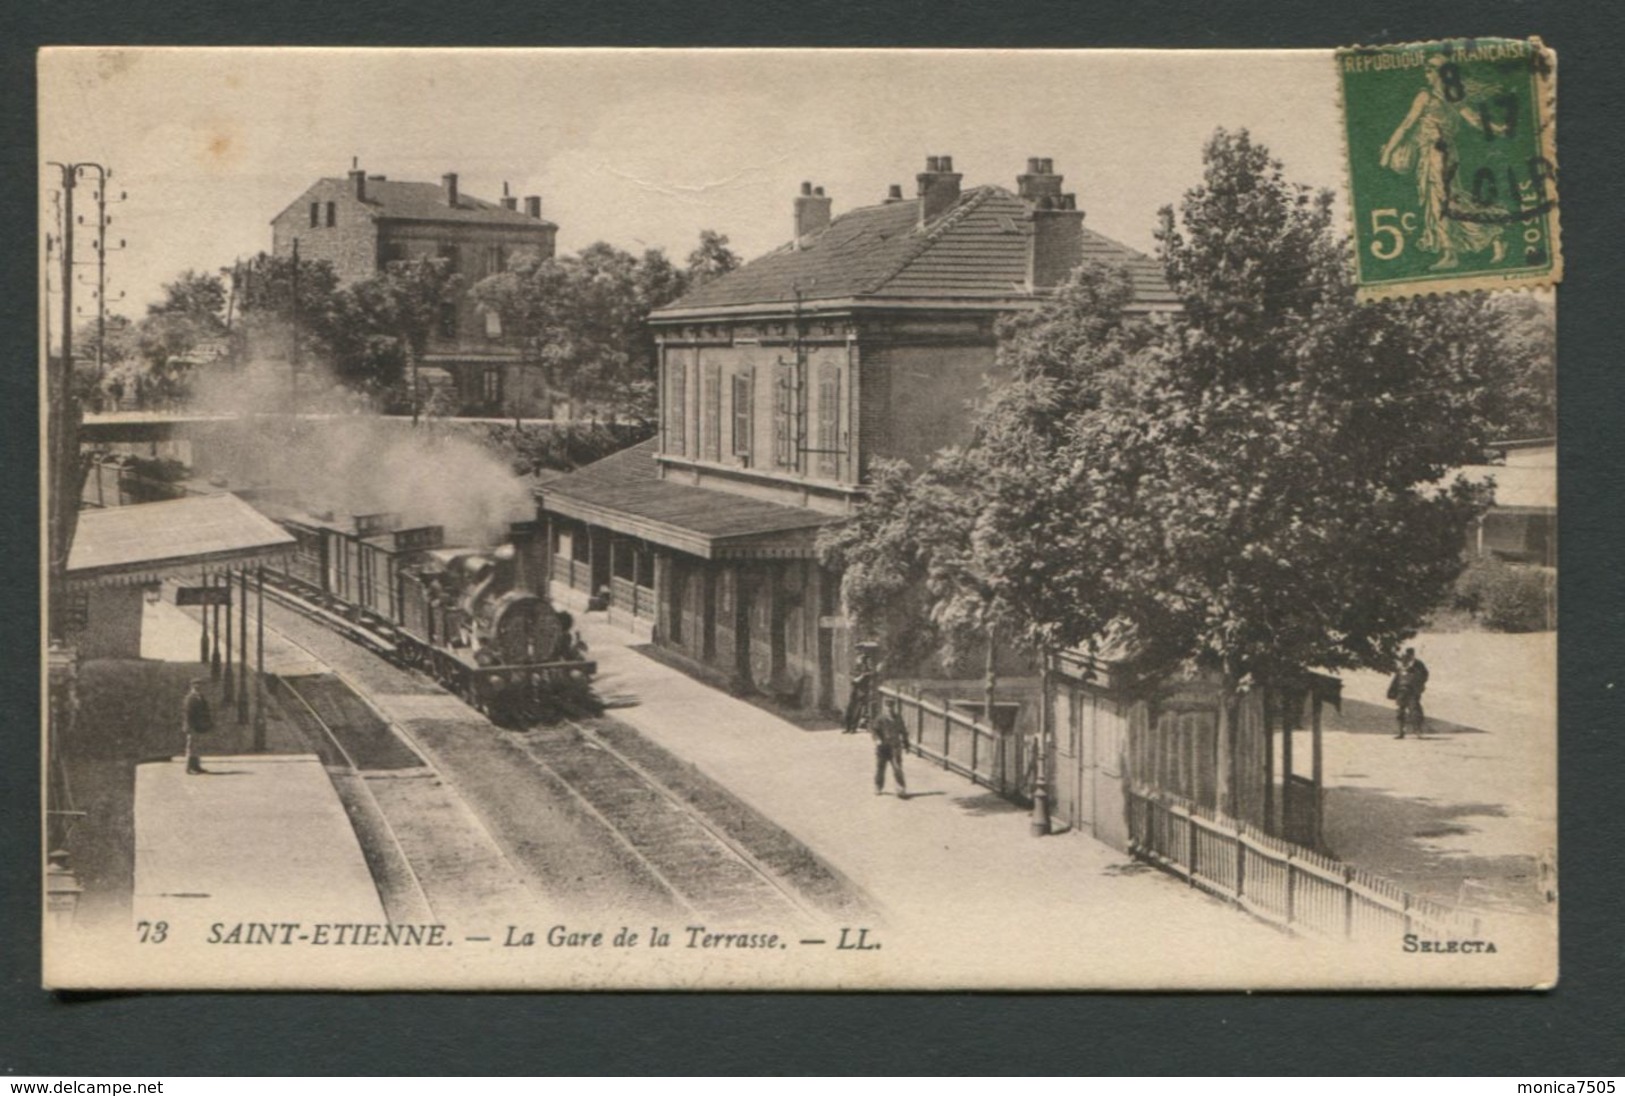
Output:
[
  {"left": 872, "top": 696, "right": 909, "bottom": 799},
  {"left": 1387, "top": 647, "right": 1431, "bottom": 739},
  {"left": 845, "top": 646, "right": 878, "bottom": 734},
  {"left": 182, "top": 678, "right": 213, "bottom": 774}
]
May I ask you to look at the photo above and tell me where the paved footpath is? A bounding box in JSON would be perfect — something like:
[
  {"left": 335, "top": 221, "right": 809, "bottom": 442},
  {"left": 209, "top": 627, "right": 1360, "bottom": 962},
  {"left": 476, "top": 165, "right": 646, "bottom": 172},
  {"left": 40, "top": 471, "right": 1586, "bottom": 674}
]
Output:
[
  {"left": 574, "top": 613, "right": 1337, "bottom": 988},
  {"left": 1315, "top": 631, "right": 1557, "bottom": 915}
]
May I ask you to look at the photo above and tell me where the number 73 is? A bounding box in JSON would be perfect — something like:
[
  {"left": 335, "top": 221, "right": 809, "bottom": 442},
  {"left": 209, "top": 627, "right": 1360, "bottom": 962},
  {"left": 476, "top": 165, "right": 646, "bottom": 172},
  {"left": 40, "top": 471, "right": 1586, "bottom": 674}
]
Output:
[{"left": 1369, "top": 208, "right": 1419, "bottom": 260}]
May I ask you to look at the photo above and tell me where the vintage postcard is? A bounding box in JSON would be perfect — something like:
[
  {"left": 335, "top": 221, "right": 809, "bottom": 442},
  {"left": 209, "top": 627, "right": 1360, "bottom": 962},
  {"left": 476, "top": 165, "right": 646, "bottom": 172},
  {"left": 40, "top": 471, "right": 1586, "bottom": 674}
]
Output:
[{"left": 40, "top": 46, "right": 1558, "bottom": 990}]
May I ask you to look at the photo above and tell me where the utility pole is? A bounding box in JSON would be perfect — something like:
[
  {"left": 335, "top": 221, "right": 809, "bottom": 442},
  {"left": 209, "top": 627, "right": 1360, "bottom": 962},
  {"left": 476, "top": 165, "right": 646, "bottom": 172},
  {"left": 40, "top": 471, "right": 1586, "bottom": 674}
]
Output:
[
  {"left": 44, "top": 161, "right": 117, "bottom": 639},
  {"left": 84, "top": 172, "right": 126, "bottom": 385},
  {"left": 290, "top": 239, "right": 302, "bottom": 408}
]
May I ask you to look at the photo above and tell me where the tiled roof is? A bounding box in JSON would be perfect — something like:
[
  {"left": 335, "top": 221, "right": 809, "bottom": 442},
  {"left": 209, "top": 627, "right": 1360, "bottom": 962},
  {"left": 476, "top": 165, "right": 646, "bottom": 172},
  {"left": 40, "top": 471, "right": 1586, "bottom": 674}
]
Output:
[
  {"left": 343, "top": 179, "right": 556, "bottom": 228},
  {"left": 67, "top": 494, "right": 296, "bottom": 583},
  {"left": 655, "top": 186, "right": 1176, "bottom": 315},
  {"left": 540, "top": 440, "right": 837, "bottom": 559}
]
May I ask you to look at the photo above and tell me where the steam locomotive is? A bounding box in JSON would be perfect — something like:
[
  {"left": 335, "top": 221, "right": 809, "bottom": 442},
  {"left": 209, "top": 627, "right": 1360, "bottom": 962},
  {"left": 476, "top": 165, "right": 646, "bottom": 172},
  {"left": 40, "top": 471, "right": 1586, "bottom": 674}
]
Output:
[{"left": 261, "top": 506, "right": 596, "bottom": 723}]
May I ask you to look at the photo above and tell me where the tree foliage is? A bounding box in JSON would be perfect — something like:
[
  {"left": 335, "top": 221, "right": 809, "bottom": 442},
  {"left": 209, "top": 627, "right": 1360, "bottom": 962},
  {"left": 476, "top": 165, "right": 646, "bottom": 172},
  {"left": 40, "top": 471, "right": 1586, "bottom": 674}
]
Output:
[
  {"left": 471, "top": 232, "right": 729, "bottom": 419},
  {"left": 224, "top": 252, "right": 462, "bottom": 400},
  {"left": 685, "top": 230, "right": 741, "bottom": 288},
  {"left": 830, "top": 129, "right": 1510, "bottom": 693},
  {"left": 150, "top": 269, "right": 228, "bottom": 327},
  {"left": 998, "top": 130, "right": 1504, "bottom": 684},
  {"left": 1481, "top": 293, "right": 1555, "bottom": 439},
  {"left": 229, "top": 251, "right": 344, "bottom": 370},
  {"left": 78, "top": 270, "right": 228, "bottom": 408},
  {"left": 330, "top": 257, "right": 463, "bottom": 398}
]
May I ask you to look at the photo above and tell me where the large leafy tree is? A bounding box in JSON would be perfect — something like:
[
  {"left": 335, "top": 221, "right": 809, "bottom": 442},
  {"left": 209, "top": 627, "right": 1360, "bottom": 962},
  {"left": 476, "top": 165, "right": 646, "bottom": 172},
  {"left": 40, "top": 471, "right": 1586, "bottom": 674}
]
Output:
[
  {"left": 139, "top": 270, "right": 229, "bottom": 393},
  {"left": 817, "top": 446, "right": 1029, "bottom": 722},
  {"left": 978, "top": 129, "right": 1499, "bottom": 692},
  {"left": 685, "top": 229, "right": 741, "bottom": 288},
  {"left": 828, "top": 130, "right": 1506, "bottom": 760},
  {"left": 151, "top": 269, "right": 228, "bottom": 326},
  {"left": 348, "top": 257, "right": 463, "bottom": 418},
  {"left": 471, "top": 232, "right": 725, "bottom": 420},
  {"left": 1482, "top": 292, "right": 1556, "bottom": 440},
  {"left": 229, "top": 251, "right": 343, "bottom": 372},
  {"left": 72, "top": 313, "right": 140, "bottom": 404}
]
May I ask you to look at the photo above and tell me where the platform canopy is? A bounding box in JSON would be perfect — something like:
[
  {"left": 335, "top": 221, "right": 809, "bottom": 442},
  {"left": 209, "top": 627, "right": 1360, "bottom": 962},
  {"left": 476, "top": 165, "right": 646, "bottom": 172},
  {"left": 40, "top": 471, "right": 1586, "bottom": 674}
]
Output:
[
  {"left": 1455, "top": 463, "right": 1556, "bottom": 514},
  {"left": 65, "top": 493, "right": 295, "bottom": 589},
  {"left": 540, "top": 439, "right": 838, "bottom": 560}
]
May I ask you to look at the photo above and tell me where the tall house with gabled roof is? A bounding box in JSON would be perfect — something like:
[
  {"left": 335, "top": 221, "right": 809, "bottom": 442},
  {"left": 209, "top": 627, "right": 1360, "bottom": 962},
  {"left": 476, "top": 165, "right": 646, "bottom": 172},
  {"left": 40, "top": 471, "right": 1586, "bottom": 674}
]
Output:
[
  {"left": 539, "top": 155, "right": 1175, "bottom": 713},
  {"left": 271, "top": 165, "right": 558, "bottom": 415}
]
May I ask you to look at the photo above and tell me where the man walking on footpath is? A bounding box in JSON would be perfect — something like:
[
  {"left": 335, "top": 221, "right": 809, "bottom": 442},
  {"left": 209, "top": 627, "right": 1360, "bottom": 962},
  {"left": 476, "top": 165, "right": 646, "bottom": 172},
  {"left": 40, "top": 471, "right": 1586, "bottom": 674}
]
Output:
[
  {"left": 1387, "top": 647, "right": 1430, "bottom": 739},
  {"left": 872, "top": 696, "right": 909, "bottom": 799},
  {"left": 182, "top": 678, "right": 213, "bottom": 774}
]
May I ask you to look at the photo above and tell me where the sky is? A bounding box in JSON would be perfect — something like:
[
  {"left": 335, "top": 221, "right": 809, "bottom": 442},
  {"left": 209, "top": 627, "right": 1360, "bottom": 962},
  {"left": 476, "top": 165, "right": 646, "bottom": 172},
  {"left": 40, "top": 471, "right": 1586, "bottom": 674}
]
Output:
[{"left": 40, "top": 48, "right": 1345, "bottom": 318}]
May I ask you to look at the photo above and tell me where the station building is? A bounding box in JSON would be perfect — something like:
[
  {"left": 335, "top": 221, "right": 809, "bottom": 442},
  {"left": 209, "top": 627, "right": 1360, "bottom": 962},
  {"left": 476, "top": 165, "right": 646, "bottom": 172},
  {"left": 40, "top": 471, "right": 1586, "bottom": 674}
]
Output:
[
  {"left": 271, "top": 165, "right": 558, "bottom": 416},
  {"left": 539, "top": 155, "right": 1176, "bottom": 714}
]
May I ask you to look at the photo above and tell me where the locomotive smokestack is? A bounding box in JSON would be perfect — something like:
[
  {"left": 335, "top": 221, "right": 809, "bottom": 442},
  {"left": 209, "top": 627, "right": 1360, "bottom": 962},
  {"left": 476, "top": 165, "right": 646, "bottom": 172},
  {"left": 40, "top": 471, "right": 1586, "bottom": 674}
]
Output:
[{"left": 508, "top": 520, "right": 546, "bottom": 594}]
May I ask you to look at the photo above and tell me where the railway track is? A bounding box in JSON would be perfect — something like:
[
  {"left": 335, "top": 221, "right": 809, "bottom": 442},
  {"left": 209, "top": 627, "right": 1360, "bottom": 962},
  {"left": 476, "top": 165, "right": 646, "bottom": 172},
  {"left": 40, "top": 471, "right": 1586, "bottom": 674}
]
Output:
[
  {"left": 276, "top": 666, "right": 439, "bottom": 925},
  {"left": 258, "top": 587, "right": 831, "bottom": 926},
  {"left": 260, "top": 571, "right": 401, "bottom": 662},
  {"left": 519, "top": 714, "right": 820, "bottom": 925}
]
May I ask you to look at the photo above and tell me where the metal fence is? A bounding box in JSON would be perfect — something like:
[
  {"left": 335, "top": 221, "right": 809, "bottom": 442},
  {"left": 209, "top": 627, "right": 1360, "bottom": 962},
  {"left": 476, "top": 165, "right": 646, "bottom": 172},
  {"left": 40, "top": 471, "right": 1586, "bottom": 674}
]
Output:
[
  {"left": 879, "top": 684, "right": 1029, "bottom": 799},
  {"left": 1126, "top": 787, "right": 1485, "bottom": 943}
]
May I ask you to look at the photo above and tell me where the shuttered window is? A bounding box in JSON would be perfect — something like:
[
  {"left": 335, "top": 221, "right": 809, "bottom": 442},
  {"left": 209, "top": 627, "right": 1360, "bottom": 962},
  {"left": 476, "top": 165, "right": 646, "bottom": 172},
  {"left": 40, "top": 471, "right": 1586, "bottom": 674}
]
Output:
[
  {"left": 773, "top": 365, "right": 795, "bottom": 469},
  {"left": 667, "top": 362, "right": 687, "bottom": 454},
  {"left": 731, "top": 373, "right": 752, "bottom": 460},
  {"left": 817, "top": 368, "right": 840, "bottom": 478},
  {"left": 703, "top": 364, "right": 722, "bottom": 461}
]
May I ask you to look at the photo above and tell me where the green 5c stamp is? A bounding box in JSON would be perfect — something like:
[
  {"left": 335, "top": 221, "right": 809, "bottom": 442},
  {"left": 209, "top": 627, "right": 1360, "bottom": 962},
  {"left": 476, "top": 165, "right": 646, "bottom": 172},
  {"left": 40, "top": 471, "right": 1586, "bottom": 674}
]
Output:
[{"left": 1339, "top": 38, "right": 1560, "bottom": 299}]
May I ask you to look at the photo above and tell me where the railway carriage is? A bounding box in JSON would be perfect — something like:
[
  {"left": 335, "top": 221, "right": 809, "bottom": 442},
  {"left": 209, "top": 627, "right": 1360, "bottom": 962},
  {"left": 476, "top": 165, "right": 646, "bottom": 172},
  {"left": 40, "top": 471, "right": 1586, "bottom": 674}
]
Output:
[{"left": 260, "top": 505, "right": 595, "bottom": 723}]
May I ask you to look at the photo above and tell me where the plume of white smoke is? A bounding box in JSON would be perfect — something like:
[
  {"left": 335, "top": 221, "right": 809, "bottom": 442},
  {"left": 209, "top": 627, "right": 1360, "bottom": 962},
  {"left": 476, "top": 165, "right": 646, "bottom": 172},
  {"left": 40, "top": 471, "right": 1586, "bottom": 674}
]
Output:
[{"left": 187, "top": 354, "right": 534, "bottom": 545}]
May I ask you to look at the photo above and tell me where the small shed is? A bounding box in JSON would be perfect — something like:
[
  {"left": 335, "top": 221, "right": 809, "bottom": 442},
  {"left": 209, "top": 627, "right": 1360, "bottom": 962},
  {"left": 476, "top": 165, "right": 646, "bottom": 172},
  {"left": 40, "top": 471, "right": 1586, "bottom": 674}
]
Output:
[
  {"left": 62, "top": 494, "right": 295, "bottom": 659},
  {"left": 1044, "top": 648, "right": 1340, "bottom": 853}
]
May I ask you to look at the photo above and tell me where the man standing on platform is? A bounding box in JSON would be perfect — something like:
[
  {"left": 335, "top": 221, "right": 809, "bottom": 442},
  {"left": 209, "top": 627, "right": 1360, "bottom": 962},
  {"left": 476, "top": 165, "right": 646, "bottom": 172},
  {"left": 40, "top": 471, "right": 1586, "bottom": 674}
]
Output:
[
  {"left": 845, "top": 643, "right": 879, "bottom": 734},
  {"left": 872, "top": 695, "right": 909, "bottom": 799},
  {"left": 1387, "top": 646, "right": 1431, "bottom": 739},
  {"left": 182, "top": 678, "right": 213, "bottom": 774}
]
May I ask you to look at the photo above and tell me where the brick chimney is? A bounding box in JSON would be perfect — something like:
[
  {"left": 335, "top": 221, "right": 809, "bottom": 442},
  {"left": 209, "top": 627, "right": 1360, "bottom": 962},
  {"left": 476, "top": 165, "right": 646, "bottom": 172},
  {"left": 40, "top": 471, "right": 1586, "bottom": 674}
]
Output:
[
  {"left": 524, "top": 195, "right": 543, "bottom": 219},
  {"left": 349, "top": 167, "right": 367, "bottom": 201},
  {"left": 794, "top": 181, "right": 832, "bottom": 245},
  {"left": 442, "top": 172, "right": 459, "bottom": 207},
  {"left": 1028, "top": 192, "right": 1086, "bottom": 291},
  {"left": 1017, "top": 157, "right": 1063, "bottom": 204},
  {"left": 916, "top": 155, "right": 962, "bottom": 225},
  {"left": 500, "top": 182, "right": 518, "bottom": 211}
]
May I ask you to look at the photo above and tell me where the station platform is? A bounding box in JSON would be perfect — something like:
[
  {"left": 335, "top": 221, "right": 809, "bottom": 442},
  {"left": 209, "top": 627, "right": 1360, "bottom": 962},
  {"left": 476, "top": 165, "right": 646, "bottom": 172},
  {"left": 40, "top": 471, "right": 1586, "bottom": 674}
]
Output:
[
  {"left": 133, "top": 754, "right": 385, "bottom": 933},
  {"left": 571, "top": 613, "right": 1322, "bottom": 988}
]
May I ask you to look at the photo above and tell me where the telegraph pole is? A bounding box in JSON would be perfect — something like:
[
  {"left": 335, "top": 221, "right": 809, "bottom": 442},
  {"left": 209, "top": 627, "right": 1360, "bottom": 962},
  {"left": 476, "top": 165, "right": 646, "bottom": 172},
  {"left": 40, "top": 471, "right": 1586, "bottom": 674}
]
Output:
[
  {"left": 44, "top": 161, "right": 117, "bottom": 637},
  {"left": 86, "top": 172, "right": 126, "bottom": 383},
  {"left": 290, "top": 238, "right": 302, "bottom": 407}
]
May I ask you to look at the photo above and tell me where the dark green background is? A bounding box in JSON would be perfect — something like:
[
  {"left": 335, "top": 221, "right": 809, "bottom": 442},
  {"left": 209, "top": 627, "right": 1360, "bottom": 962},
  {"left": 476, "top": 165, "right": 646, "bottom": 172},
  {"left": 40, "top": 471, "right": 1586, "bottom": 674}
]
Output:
[{"left": 1343, "top": 41, "right": 1554, "bottom": 287}]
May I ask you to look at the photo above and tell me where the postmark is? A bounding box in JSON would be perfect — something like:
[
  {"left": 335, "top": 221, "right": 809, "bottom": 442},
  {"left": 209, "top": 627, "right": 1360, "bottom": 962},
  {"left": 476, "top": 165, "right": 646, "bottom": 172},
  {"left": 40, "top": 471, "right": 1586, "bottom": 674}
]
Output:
[{"left": 1338, "top": 37, "right": 1560, "bottom": 299}]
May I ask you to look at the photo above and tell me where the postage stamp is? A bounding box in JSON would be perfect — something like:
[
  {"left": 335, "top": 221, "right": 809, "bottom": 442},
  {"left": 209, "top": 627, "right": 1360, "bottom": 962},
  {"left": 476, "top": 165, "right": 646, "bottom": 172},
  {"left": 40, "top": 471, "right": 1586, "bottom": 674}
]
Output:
[{"left": 1338, "top": 37, "right": 1560, "bottom": 299}]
